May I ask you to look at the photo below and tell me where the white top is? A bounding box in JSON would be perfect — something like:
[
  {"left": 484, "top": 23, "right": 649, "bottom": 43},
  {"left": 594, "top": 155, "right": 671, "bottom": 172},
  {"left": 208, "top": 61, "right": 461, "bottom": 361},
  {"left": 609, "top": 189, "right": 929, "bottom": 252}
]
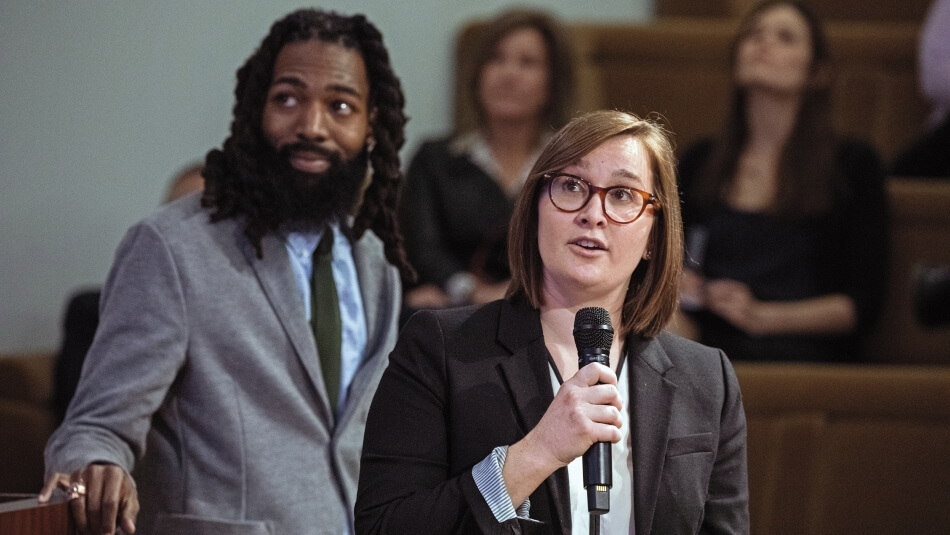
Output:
[{"left": 552, "top": 360, "right": 635, "bottom": 534}]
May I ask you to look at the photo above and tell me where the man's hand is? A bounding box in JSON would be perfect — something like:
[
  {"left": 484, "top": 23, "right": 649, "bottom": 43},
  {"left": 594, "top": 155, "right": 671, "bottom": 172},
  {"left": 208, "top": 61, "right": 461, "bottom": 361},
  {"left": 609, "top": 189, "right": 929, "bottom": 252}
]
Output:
[{"left": 40, "top": 464, "right": 139, "bottom": 535}]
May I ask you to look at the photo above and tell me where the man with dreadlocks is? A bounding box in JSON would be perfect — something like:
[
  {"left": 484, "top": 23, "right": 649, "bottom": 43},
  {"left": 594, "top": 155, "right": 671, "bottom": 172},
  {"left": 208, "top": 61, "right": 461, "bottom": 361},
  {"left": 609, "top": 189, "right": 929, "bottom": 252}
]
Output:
[{"left": 40, "top": 9, "right": 410, "bottom": 535}]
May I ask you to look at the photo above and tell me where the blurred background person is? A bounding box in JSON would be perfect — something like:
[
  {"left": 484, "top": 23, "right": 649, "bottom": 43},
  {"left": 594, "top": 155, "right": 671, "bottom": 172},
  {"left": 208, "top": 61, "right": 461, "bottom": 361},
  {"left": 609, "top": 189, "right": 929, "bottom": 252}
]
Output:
[
  {"left": 892, "top": 0, "right": 950, "bottom": 178},
  {"left": 162, "top": 162, "right": 206, "bottom": 203},
  {"left": 53, "top": 161, "right": 205, "bottom": 423},
  {"left": 357, "top": 110, "right": 748, "bottom": 534},
  {"left": 399, "top": 8, "right": 577, "bottom": 310},
  {"left": 674, "top": 0, "right": 889, "bottom": 362}
]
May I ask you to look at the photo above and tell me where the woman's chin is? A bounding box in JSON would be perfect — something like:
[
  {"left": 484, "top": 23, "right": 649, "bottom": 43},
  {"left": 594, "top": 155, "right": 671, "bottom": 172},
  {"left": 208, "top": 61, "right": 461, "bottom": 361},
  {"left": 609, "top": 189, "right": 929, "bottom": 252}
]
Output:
[{"left": 483, "top": 105, "right": 542, "bottom": 124}]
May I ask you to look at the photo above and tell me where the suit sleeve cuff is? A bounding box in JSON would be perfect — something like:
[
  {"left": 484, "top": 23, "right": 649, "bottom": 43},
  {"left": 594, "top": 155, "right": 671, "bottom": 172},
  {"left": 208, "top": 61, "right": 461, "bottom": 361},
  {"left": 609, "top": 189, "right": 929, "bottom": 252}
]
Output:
[{"left": 471, "top": 445, "right": 531, "bottom": 522}]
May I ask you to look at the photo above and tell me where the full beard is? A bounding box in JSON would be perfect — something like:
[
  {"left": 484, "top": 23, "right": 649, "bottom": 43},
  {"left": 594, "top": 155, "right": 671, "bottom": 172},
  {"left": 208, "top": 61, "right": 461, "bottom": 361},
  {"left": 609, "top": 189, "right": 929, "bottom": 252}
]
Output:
[{"left": 260, "top": 141, "right": 369, "bottom": 233}]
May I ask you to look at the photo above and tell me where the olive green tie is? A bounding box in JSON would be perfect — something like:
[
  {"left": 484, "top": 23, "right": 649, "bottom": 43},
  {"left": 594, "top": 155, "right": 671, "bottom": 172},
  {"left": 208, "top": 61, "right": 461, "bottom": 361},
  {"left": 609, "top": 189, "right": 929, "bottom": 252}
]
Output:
[{"left": 310, "top": 231, "right": 342, "bottom": 415}]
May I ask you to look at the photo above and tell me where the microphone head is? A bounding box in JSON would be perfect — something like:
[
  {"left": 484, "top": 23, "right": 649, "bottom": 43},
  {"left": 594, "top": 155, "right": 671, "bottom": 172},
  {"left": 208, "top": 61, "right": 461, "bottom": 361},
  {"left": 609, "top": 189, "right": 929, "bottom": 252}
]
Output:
[
  {"left": 573, "top": 307, "right": 613, "bottom": 353},
  {"left": 574, "top": 307, "right": 615, "bottom": 513}
]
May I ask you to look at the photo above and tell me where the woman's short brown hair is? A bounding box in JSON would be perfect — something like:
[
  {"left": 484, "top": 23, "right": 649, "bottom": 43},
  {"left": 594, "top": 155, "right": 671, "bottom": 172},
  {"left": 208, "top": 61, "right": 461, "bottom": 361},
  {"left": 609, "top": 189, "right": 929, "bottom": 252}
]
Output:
[{"left": 506, "top": 110, "right": 683, "bottom": 338}]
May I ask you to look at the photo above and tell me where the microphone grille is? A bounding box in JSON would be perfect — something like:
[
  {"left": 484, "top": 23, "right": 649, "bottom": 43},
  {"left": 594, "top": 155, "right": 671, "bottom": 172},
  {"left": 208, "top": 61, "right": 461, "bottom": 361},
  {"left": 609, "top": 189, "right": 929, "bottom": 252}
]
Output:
[{"left": 573, "top": 307, "right": 613, "bottom": 351}]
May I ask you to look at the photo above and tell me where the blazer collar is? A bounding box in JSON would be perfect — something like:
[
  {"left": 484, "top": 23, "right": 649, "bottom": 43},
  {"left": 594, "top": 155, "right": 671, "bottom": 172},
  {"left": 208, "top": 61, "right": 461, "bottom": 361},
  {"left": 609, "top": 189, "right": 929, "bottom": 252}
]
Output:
[
  {"left": 350, "top": 230, "right": 390, "bottom": 358},
  {"left": 495, "top": 300, "right": 548, "bottom": 432},
  {"left": 627, "top": 334, "right": 677, "bottom": 535}
]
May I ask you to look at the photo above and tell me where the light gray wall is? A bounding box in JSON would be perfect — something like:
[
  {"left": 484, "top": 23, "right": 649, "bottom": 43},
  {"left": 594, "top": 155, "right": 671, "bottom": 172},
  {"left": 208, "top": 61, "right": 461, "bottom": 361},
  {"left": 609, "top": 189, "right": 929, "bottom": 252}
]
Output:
[{"left": 0, "top": 1, "right": 653, "bottom": 353}]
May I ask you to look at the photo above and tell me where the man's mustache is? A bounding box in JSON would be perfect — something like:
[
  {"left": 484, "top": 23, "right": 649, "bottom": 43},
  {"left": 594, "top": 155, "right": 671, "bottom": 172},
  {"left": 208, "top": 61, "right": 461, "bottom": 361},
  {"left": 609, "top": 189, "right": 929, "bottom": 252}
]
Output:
[{"left": 277, "top": 142, "right": 342, "bottom": 167}]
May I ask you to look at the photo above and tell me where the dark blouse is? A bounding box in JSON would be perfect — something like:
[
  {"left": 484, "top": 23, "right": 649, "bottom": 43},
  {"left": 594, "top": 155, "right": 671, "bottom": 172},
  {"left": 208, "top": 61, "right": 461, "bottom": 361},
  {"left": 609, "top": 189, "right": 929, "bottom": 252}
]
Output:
[
  {"left": 399, "top": 138, "right": 515, "bottom": 289},
  {"left": 678, "top": 138, "right": 889, "bottom": 361}
]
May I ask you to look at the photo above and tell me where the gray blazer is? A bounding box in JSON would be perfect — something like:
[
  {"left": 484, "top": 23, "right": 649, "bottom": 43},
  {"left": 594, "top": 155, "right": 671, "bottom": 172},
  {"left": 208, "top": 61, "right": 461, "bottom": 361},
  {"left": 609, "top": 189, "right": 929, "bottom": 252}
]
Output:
[{"left": 45, "top": 193, "right": 401, "bottom": 534}]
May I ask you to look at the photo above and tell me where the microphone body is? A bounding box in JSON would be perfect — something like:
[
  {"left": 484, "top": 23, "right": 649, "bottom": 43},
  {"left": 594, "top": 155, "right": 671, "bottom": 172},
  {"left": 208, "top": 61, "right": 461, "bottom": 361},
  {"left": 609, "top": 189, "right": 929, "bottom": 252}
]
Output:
[{"left": 573, "top": 307, "right": 614, "bottom": 515}]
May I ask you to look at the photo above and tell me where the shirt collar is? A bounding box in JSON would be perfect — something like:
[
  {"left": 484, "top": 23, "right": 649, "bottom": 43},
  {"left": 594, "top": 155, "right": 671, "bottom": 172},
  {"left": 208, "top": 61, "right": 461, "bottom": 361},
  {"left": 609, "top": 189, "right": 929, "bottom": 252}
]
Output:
[
  {"left": 284, "top": 219, "right": 341, "bottom": 259},
  {"left": 449, "top": 129, "right": 552, "bottom": 197}
]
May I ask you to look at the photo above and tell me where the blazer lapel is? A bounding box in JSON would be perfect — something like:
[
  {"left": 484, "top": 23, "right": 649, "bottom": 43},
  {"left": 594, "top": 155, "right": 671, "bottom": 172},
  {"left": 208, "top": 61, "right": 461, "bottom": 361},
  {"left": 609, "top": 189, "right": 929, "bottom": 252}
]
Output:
[
  {"left": 242, "top": 230, "right": 333, "bottom": 423},
  {"left": 628, "top": 335, "right": 676, "bottom": 535},
  {"left": 337, "top": 231, "right": 398, "bottom": 428},
  {"left": 349, "top": 230, "right": 392, "bottom": 366},
  {"left": 495, "top": 300, "right": 572, "bottom": 534},
  {"left": 495, "top": 302, "right": 549, "bottom": 433}
]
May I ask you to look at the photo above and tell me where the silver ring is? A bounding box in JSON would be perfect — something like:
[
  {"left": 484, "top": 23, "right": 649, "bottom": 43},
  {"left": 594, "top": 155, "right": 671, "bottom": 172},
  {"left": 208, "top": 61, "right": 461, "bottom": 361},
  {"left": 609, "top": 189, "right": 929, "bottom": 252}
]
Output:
[{"left": 68, "top": 482, "right": 86, "bottom": 500}]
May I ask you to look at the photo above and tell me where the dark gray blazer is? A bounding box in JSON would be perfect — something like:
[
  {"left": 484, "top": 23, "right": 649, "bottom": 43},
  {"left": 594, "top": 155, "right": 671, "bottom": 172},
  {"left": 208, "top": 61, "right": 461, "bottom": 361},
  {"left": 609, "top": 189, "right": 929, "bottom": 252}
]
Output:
[
  {"left": 357, "top": 298, "right": 748, "bottom": 534},
  {"left": 45, "top": 193, "right": 401, "bottom": 534}
]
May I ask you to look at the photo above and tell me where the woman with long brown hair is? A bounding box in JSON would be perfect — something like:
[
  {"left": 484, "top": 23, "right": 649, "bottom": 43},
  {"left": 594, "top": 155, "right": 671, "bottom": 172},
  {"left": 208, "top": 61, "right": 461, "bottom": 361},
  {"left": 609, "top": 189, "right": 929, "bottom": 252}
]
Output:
[{"left": 677, "top": 0, "right": 889, "bottom": 362}]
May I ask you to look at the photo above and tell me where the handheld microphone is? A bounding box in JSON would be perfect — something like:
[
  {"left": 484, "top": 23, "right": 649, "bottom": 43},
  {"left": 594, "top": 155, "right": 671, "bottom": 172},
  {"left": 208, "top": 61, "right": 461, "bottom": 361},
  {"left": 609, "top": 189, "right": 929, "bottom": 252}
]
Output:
[{"left": 573, "top": 306, "right": 613, "bottom": 515}]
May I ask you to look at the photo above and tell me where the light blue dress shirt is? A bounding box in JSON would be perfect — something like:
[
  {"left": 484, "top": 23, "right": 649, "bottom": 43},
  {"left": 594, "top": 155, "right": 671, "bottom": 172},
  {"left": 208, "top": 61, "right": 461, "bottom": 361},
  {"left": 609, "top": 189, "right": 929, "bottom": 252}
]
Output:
[{"left": 284, "top": 222, "right": 367, "bottom": 418}]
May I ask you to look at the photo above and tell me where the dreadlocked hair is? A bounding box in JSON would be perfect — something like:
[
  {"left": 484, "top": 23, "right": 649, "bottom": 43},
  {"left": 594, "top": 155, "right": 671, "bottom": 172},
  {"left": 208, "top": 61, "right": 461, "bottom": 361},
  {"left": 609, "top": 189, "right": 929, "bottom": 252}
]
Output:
[{"left": 200, "top": 9, "right": 415, "bottom": 281}]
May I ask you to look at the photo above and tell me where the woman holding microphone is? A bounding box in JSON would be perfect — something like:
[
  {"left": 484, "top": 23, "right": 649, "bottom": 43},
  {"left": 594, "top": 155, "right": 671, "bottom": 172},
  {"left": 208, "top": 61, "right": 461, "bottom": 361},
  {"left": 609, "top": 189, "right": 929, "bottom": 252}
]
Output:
[{"left": 357, "top": 110, "right": 748, "bottom": 534}]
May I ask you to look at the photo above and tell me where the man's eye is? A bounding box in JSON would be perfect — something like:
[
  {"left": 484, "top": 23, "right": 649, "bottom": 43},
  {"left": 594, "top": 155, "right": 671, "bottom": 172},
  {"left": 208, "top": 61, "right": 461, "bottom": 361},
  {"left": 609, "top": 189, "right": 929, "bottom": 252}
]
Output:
[
  {"left": 332, "top": 101, "right": 354, "bottom": 115},
  {"left": 273, "top": 93, "right": 297, "bottom": 107}
]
